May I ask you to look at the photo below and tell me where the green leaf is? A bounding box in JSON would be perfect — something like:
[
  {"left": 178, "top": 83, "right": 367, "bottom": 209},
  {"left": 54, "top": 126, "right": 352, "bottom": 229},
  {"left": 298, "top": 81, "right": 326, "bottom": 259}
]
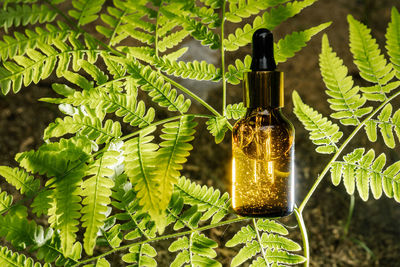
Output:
[
  {"left": 292, "top": 90, "right": 343, "bottom": 154},
  {"left": 69, "top": 0, "right": 106, "bottom": 26},
  {"left": 158, "top": 29, "right": 189, "bottom": 52},
  {"left": 224, "top": 0, "right": 317, "bottom": 51},
  {"left": 226, "top": 225, "right": 256, "bottom": 247},
  {"left": 226, "top": 0, "right": 290, "bottom": 23},
  {"left": 127, "top": 60, "right": 191, "bottom": 113},
  {"left": 81, "top": 151, "right": 117, "bottom": 255},
  {"left": 225, "top": 55, "right": 252, "bottom": 85},
  {"left": 156, "top": 116, "right": 197, "bottom": 212},
  {"left": 377, "top": 104, "right": 395, "bottom": 148},
  {"left": 206, "top": 116, "right": 229, "bottom": 144},
  {"left": 122, "top": 243, "right": 157, "bottom": 266},
  {"left": 0, "top": 166, "right": 40, "bottom": 196},
  {"left": 320, "top": 34, "right": 371, "bottom": 125},
  {"left": 0, "top": 4, "right": 57, "bottom": 32},
  {"left": 386, "top": 7, "right": 400, "bottom": 79},
  {"left": 275, "top": 22, "right": 331, "bottom": 64},
  {"left": 226, "top": 102, "right": 246, "bottom": 120},
  {"left": 0, "top": 246, "right": 51, "bottom": 267},
  {"left": 156, "top": 57, "right": 222, "bottom": 82},
  {"left": 44, "top": 113, "right": 122, "bottom": 144},
  {"left": 123, "top": 126, "right": 163, "bottom": 227},
  {"left": 348, "top": 15, "right": 394, "bottom": 100},
  {"left": 0, "top": 188, "right": 13, "bottom": 214}
]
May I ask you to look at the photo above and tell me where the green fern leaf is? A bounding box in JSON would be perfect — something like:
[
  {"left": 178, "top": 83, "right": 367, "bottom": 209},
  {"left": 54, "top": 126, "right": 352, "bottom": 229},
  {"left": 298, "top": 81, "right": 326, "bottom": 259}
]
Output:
[
  {"left": 226, "top": 102, "right": 246, "bottom": 120},
  {"left": 36, "top": 234, "right": 82, "bottom": 266},
  {"left": 120, "top": 46, "right": 155, "bottom": 64},
  {"left": 276, "top": 22, "right": 331, "bottom": 63},
  {"left": 226, "top": 0, "right": 290, "bottom": 23},
  {"left": 225, "top": 55, "right": 252, "bottom": 85},
  {"left": 0, "top": 246, "right": 51, "bottom": 267},
  {"left": 175, "top": 177, "right": 230, "bottom": 223},
  {"left": 127, "top": 60, "right": 191, "bottom": 113},
  {"left": 31, "top": 190, "right": 52, "bottom": 216},
  {"left": 69, "top": 0, "right": 105, "bottom": 26},
  {"left": 228, "top": 219, "right": 304, "bottom": 266},
  {"left": 0, "top": 4, "right": 57, "bottom": 32},
  {"left": 123, "top": 126, "right": 163, "bottom": 226},
  {"left": 169, "top": 232, "right": 221, "bottom": 267},
  {"left": 44, "top": 113, "right": 122, "bottom": 144},
  {"left": 292, "top": 90, "right": 343, "bottom": 154},
  {"left": 0, "top": 166, "right": 40, "bottom": 196},
  {"left": 158, "top": 29, "right": 189, "bottom": 52},
  {"left": 206, "top": 116, "right": 229, "bottom": 144},
  {"left": 224, "top": 0, "right": 316, "bottom": 51},
  {"left": 0, "top": 22, "right": 72, "bottom": 61},
  {"left": 0, "top": 188, "right": 13, "bottom": 214},
  {"left": 348, "top": 15, "right": 395, "bottom": 100},
  {"left": 386, "top": 7, "right": 400, "bottom": 78},
  {"left": 0, "top": 213, "right": 39, "bottom": 249},
  {"left": 156, "top": 57, "right": 222, "bottom": 82},
  {"left": 200, "top": 0, "right": 223, "bottom": 9},
  {"left": 188, "top": 5, "right": 221, "bottom": 28},
  {"left": 332, "top": 148, "right": 400, "bottom": 201},
  {"left": 166, "top": 193, "right": 202, "bottom": 230},
  {"left": 81, "top": 151, "right": 117, "bottom": 255},
  {"left": 320, "top": 34, "right": 372, "bottom": 126},
  {"left": 156, "top": 115, "right": 197, "bottom": 211},
  {"left": 96, "top": 0, "right": 129, "bottom": 46},
  {"left": 122, "top": 243, "right": 157, "bottom": 266}
]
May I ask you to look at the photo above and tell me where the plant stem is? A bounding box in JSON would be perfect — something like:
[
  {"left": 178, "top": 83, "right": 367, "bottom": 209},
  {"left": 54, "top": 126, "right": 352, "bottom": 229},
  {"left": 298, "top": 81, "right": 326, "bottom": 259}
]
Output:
[
  {"left": 294, "top": 208, "right": 309, "bottom": 267},
  {"left": 220, "top": 0, "right": 227, "bottom": 116},
  {"left": 72, "top": 216, "right": 249, "bottom": 266},
  {"left": 298, "top": 90, "right": 400, "bottom": 213},
  {"left": 343, "top": 194, "right": 355, "bottom": 237}
]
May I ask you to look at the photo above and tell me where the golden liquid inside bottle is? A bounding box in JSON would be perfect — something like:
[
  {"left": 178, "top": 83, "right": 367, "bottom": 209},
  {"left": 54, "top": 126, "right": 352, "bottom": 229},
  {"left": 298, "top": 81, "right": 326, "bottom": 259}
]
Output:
[{"left": 232, "top": 108, "right": 294, "bottom": 217}]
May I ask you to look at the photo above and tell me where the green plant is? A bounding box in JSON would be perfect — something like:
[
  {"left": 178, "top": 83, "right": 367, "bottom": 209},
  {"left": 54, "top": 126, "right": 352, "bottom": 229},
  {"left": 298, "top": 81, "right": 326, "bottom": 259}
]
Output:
[{"left": 0, "top": 0, "right": 398, "bottom": 266}]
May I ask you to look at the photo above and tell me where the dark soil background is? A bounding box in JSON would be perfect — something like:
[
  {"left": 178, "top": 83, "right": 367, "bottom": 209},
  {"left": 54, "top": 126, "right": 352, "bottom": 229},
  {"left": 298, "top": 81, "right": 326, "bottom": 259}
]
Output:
[{"left": 1, "top": 0, "right": 400, "bottom": 266}]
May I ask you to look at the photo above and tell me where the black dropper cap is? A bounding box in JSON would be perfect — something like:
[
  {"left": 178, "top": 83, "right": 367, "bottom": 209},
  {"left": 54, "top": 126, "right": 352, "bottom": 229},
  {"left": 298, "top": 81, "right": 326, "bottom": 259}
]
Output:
[
  {"left": 250, "top": 28, "right": 276, "bottom": 71},
  {"left": 243, "top": 28, "right": 283, "bottom": 108}
]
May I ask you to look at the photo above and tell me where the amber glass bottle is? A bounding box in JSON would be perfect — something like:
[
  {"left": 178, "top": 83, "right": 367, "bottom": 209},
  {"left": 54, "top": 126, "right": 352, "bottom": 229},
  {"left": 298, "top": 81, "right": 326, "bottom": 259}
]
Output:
[{"left": 231, "top": 29, "right": 295, "bottom": 217}]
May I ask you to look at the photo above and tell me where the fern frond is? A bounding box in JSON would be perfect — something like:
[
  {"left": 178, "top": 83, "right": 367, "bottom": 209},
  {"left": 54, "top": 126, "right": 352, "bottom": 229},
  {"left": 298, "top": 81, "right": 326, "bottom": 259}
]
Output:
[
  {"left": 348, "top": 15, "right": 395, "bottom": 101},
  {"left": 156, "top": 115, "right": 197, "bottom": 211},
  {"left": 227, "top": 219, "right": 305, "bottom": 267},
  {"left": 0, "top": 213, "right": 39, "bottom": 249},
  {"left": 199, "top": 0, "right": 223, "bottom": 9},
  {"left": 68, "top": 0, "right": 105, "bottom": 26},
  {"left": 225, "top": 55, "right": 252, "bottom": 85},
  {"left": 0, "top": 4, "right": 57, "bottom": 32},
  {"left": 44, "top": 113, "right": 122, "bottom": 144},
  {"left": 156, "top": 57, "right": 222, "bottom": 82},
  {"left": 0, "top": 22, "right": 72, "bottom": 61},
  {"left": 188, "top": 5, "right": 221, "bottom": 28},
  {"left": 166, "top": 193, "right": 201, "bottom": 230},
  {"left": 123, "top": 126, "right": 163, "bottom": 225},
  {"left": 226, "top": 102, "right": 246, "bottom": 120},
  {"left": 293, "top": 90, "right": 343, "bottom": 154},
  {"left": 226, "top": 0, "right": 289, "bottom": 23},
  {"left": 96, "top": 0, "right": 129, "bottom": 46},
  {"left": 0, "top": 166, "right": 40, "bottom": 196},
  {"left": 127, "top": 60, "right": 191, "bottom": 113},
  {"left": 0, "top": 35, "right": 100, "bottom": 95},
  {"left": 16, "top": 138, "right": 91, "bottom": 177},
  {"left": 331, "top": 148, "right": 400, "bottom": 202},
  {"left": 275, "top": 22, "right": 331, "bottom": 63},
  {"left": 122, "top": 243, "right": 157, "bottom": 266},
  {"left": 364, "top": 103, "right": 400, "bottom": 148},
  {"left": 120, "top": 46, "right": 155, "bottom": 64},
  {"left": 31, "top": 190, "right": 52, "bottom": 216},
  {"left": 37, "top": 235, "right": 82, "bottom": 266},
  {"left": 224, "top": 0, "right": 316, "bottom": 51},
  {"left": 169, "top": 232, "right": 221, "bottom": 267},
  {"left": 175, "top": 177, "right": 230, "bottom": 223},
  {"left": 81, "top": 151, "right": 117, "bottom": 255},
  {"left": 158, "top": 29, "right": 189, "bottom": 52},
  {"left": 386, "top": 7, "right": 400, "bottom": 79},
  {"left": 0, "top": 246, "right": 51, "bottom": 267},
  {"left": 320, "top": 34, "right": 372, "bottom": 126},
  {"left": 0, "top": 188, "right": 13, "bottom": 214},
  {"left": 206, "top": 116, "right": 229, "bottom": 144},
  {"left": 47, "top": 166, "right": 86, "bottom": 256}
]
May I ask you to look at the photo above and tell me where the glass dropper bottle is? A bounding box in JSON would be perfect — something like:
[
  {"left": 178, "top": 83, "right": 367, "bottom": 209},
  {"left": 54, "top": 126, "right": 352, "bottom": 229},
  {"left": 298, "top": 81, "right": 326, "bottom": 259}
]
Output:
[{"left": 231, "top": 28, "right": 295, "bottom": 217}]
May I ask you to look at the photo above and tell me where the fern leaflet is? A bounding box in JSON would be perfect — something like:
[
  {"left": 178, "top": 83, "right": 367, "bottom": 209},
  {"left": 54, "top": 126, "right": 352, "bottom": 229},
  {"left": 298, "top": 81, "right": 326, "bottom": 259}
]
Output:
[
  {"left": 293, "top": 90, "right": 343, "bottom": 154},
  {"left": 386, "top": 7, "right": 400, "bottom": 79},
  {"left": 226, "top": 0, "right": 290, "bottom": 23},
  {"left": 81, "top": 151, "right": 117, "bottom": 255},
  {"left": 0, "top": 166, "right": 40, "bottom": 196},
  {"left": 348, "top": 15, "right": 395, "bottom": 101},
  {"left": 226, "top": 102, "right": 246, "bottom": 120},
  {"left": 0, "top": 246, "right": 51, "bottom": 267},
  {"left": 0, "top": 188, "right": 13, "bottom": 214},
  {"left": 225, "top": 55, "right": 252, "bottom": 85},
  {"left": 320, "top": 34, "right": 372, "bottom": 126},
  {"left": 206, "top": 116, "right": 229, "bottom": 144},
  {"left": 69, "top": 0, "right": 105, "bottom": 26}
]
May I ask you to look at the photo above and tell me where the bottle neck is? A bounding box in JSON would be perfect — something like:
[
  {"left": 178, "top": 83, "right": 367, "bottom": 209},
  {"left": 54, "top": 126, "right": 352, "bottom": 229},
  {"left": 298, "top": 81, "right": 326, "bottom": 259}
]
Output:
[{"left": 245, "top": 106, "right": 281, "bottom": 117}]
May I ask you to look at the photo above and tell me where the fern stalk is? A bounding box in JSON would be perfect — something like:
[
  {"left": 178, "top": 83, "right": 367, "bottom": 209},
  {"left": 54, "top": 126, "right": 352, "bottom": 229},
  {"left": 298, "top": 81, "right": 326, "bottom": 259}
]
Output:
[
  {"left": 253, "top": 218, "right": 270, "bottom": 267},
  {"left": 221, "top": 0, "right": 227, "bottom": 116},
  {"left": 298, "top": 90, "right": 400, "bottom": 213},
  {"left": 72, "top": 217, "right": 249, "bottom": 266},
  {"left": 294, "top": 208, "right": 309, "bottom": 267}
]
